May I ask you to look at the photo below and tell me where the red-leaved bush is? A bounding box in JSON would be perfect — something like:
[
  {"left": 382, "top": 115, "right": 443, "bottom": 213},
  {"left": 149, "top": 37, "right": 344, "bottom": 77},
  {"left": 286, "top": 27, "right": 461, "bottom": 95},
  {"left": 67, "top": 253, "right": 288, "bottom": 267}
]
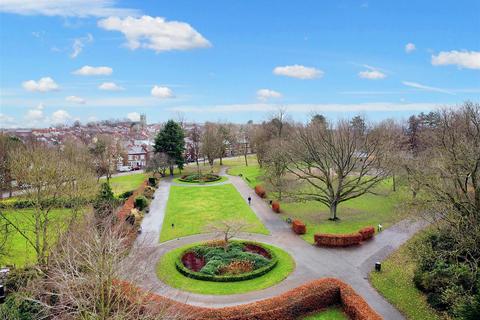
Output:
[
  {"left": 116, "top": 278, "right": 382, "bottom": 320},
  {"left": 255, "top": 185, "right": 266, "bottom": 198},
  {"left": 292, "top": 220, "right": 306, "bottom": 234},
  {"left": 359, "top": 226, "right": 375, "bottom": 241},
  {"left": 314, "top": 226, "right": 375, "bottom": 247},
  {"left": 272, "top": 201, "right": 280, "bottom": 213}
]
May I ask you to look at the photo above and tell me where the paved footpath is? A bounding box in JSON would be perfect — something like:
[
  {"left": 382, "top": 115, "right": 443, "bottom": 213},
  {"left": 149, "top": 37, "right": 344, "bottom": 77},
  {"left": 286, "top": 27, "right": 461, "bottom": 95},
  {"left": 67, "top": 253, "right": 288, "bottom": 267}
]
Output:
[{"left": 135, "top": 168, "right": 428, "bottom": 319}]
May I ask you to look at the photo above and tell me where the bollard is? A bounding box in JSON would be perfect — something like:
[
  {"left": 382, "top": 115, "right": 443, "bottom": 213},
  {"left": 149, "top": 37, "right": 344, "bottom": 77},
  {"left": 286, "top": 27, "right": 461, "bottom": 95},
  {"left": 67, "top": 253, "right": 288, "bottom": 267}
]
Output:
[
  {"left": 375, "top": 262, "right": 381, "bottom": 272},
  {"left": 0, "top": 285, "right": 5, "bottom": 304}
]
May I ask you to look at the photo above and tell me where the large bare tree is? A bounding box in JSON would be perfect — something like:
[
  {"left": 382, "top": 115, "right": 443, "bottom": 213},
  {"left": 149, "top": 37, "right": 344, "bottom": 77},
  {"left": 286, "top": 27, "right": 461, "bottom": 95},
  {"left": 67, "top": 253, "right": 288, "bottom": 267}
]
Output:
[
  {"left": 201, "top": 122, "right": 222, "bottom": 166},
  {"left": 285, "top": 119, "right": 391, "bottom": 220}
]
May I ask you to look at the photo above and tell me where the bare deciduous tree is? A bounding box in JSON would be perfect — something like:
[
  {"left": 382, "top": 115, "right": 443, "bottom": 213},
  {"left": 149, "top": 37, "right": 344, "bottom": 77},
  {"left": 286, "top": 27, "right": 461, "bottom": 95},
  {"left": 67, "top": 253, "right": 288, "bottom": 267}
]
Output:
[
  {"left": 206, "top": 220, "right": 250, "bottom": 252},
  {"left": 188, "top": 123, "right": 202, "bottom": 173},
  {"left": 201, "top": 122, "right": 222, "bottom": 167},
  {"left": 146, "top": 152, "right": 171, "bottom": 177},
  {"left": 285, "top": 119, "right": 391, "bottom": 220}
]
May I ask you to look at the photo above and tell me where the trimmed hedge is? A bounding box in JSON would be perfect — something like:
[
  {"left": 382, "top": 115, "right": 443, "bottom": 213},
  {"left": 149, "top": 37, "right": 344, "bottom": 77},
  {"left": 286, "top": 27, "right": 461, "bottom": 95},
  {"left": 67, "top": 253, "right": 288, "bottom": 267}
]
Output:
[
  {"left": 292, "top": 219, "right": 306, "bottom": 235},
  {"left": 175, "top": 241, "right": 278, "bottom": 282},
  {"left": 134, "top": 196, "right": 148, "bottom": 210},
  {"left": 0, "top": 197, "right": 90, "bottom": 209},
  {"left": 314, "top": 226, "right": 375, "bottom": 247},
  {"left": 116, "top": 278, "right": 382, "bottom": 320},
  {"left": 272, "top": 201, "right": 280, "bottom": 213},
  {"left": 359, "top": 226, "right": 375, "bottom": 241},
  {"left": 254, "top": 185, "right": 266, "bottom": 198}
]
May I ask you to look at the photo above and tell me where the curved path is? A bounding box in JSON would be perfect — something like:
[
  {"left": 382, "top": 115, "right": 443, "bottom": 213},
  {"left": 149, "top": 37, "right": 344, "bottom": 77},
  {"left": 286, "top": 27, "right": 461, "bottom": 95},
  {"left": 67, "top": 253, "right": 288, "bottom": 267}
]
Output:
[{"left": 135, "top": 168, "right": 428, "bottom": 319}]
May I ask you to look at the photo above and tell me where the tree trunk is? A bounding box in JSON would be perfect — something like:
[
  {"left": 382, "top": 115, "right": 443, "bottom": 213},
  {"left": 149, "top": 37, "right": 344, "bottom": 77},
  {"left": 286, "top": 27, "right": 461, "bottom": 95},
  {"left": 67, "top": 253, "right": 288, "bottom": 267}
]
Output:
[
  {"left": 392, "top": 174, "right": 396, "bottom": 192},
  {"left": 220, "top": 156, "right": 223, "bottom": 166},
  {"left": 329, "top": 202, "right": 338, "bottom": 220},
  {"left": 169, "top": 165, "right": 174, "bottom": 176}
]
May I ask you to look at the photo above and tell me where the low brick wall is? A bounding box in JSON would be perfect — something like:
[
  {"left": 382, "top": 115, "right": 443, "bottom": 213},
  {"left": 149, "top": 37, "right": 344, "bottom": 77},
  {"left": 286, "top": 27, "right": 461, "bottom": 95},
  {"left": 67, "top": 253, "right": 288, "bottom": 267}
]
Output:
[{"left": 117, "top": 278, "right": 382, "bottom": 320}]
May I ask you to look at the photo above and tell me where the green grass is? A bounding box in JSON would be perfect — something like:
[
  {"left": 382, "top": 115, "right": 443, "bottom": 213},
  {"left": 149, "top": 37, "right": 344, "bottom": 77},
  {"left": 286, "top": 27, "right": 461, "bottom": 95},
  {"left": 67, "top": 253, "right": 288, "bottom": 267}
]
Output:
[
  {"left": 107, "top": 172, "right": 148, "bottom": 196},
  {"left": 172, "top": 176, "right": 228, "bottom": 185},
  {"left": 369, "top": 233, "right": 444, "bottom": 320},
  {"left": 159, "top": 184, "right": 269, "bottom": 242},
  {"left": 226, "top": 156, "right": 263, "bottom": 188},
  {"left": 0, "top": 208, "right": 76, "bottom": 267},
  {"left": 156, "top": 241, "right": 295, "bottom": 295},
  {"left": 302, "top": 306, "right": 348, "bottom": 319},
  {"left": 280, "top": 179, "right": 410, "bottom": 243}
]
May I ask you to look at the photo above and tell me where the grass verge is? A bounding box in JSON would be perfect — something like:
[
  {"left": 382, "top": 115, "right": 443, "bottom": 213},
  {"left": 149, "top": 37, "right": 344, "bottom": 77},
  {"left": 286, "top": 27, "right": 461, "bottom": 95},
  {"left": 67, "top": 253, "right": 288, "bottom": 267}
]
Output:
[
  {"left": 156, "top": 241, "right": 294, "bottom": 295},
  {"left": 369, "top": 233, "right": 444, "bottom": 320}
]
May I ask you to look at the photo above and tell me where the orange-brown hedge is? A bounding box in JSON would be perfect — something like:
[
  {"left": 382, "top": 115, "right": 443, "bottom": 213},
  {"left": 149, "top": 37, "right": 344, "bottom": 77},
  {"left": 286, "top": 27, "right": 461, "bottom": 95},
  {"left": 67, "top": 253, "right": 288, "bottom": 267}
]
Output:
[
  {"left": 271, "top": 201, "right": 280, "bottom": 213},
  {"left": 255, "top": 185, "right": 266, "bottom": 198},
  {"left": 292, "top": 219, "right": 306, "bottom": 234},
  {"left": 116, "top": 278, "right": 382, "bottom": 320},
  {"left": 359, "top": 226, "right": 375, "bottom": 241},
  {"left": 314, "top": 226, "right": 375, "bottom": 247}
]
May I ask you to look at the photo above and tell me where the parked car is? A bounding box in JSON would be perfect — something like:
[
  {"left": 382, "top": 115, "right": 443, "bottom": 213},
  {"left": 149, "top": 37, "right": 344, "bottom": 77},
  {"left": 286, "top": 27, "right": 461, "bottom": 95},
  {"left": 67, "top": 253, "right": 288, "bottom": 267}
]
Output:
[{"left": 117, "top": 165, "right": 132, "bottom": 172}]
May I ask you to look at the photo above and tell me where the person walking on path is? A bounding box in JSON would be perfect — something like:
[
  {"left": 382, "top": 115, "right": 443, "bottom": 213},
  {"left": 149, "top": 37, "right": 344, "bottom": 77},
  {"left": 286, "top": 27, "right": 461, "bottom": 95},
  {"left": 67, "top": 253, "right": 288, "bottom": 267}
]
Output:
[{"left": 247, "top": 196, "right": 252, "bottom": 206}]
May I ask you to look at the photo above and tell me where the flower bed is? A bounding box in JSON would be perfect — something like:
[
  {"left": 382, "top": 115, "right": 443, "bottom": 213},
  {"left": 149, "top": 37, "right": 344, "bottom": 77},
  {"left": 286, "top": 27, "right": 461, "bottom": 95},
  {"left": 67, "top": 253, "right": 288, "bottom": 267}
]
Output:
[
  {"left": 116, "top": 277, "right": 382, "bottom": 320},
  {"left": 254, "top": 185, "right": 266, "bottom": 198},
  {"left": 292, "top": 219, "right": 306, "bottom": 234},
  {"left": 175, "top": 240, "right": 277, "bottom": 282},
  {"left": 178, "top": 173, "right": 221, "bottom": 183},
  {"left": 314, "top": 226, "right": 375, "bottom": 247}
]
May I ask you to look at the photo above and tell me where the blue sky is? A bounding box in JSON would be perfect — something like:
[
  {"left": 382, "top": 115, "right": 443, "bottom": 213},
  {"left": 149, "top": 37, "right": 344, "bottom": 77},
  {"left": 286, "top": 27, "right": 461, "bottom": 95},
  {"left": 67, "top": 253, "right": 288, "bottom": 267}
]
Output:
[{"left": 0, "top": 0, "right": 479, "bottom": 127}]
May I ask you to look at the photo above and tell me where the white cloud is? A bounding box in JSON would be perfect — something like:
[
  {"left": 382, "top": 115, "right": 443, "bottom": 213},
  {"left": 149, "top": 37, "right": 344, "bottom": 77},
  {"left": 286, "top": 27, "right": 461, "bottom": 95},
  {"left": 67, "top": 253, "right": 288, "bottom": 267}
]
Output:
[
  {"left": 151, "top": 85, "right": 174, "bottom": 99},
  {"left": 98, "top": 15, "right": 211, "bottom": 52},
  {"left": 256, "top": 89, "right": 282, "bottom": 101},
  {"left": 405, "top": 43, "right": 416, "bottom": 53},
  {"left": 71, "top": 33, "right": 93, "bottom": 58},
  {"left": 431, "top": 50, "right": 480, "bottom": 70},
  {"left": 65, "top": 95, "right": 86, "bottom": 104},
  {"left": 0, "top": 0, "right": 138, "bottom": 18},
  {"left": 402, "top": 81, "right": 455, "bottom": 95},
  {"left": 169, "top": 102, "right": 440, "bottom": 114},
  {"left": 22, "top": 77, "right": 59, "bottom": 92},
  {"left": 0, "top": 113, "right": 17, "bottom": 128},
  {"left": 127, "top": 112, "right": 140, "bottom": 121},
  {"left": 273, "top": 65, "right": 323, "bottom": 79},
  {"left": 98, "top": 82, "right": 124, "bottom": 91},
  {"left": 51, "top": 110, "right": 72, "bottom": 124},
  {"left": 358, "top": 70, "right": 386, "bottom": 80},
  {"left": 25, "top": 104, "right": 46, "bottom": 123},
  {"left": 73, "top": 65, "right": 113, "bottom": 76}
]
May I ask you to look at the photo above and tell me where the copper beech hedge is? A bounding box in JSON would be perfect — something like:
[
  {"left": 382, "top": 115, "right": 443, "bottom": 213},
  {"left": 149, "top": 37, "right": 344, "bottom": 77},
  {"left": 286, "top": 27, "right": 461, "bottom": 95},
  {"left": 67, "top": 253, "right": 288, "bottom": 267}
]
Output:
[
  {"left": 271, "top": 201, "right": 280, "bottom": 213},
  {"left": 314, "top": 226, "right": 375, "bottom": 247},
  {"left": 292, "top": 219, "right": 306, "bottom": 235},
  {"left": 116, "top": 278, "right": 382, "bottom": 320},
  {"left": 255, "top": 185, "right": 266, "bottom": 198}
]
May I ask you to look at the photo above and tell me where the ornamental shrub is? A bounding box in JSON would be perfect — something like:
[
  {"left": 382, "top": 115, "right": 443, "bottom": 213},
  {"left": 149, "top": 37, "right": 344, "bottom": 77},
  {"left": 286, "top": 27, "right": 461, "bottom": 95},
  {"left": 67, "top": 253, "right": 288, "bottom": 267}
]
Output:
[
  {"left": 148, "top": 177, "right": 157, "bottom": 187},
  {"left": 134, "top": 196, "right": 148, "bottom": 210},
  {"left": 118, "top": 190, "right": 133, "bottom": 200}
]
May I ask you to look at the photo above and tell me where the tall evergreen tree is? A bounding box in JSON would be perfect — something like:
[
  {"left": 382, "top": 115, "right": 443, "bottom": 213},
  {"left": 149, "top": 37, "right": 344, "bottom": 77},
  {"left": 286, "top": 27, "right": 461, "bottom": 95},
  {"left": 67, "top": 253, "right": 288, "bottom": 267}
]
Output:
[{"left": 154, "top": 120, "right": 185, "bottom": 176}]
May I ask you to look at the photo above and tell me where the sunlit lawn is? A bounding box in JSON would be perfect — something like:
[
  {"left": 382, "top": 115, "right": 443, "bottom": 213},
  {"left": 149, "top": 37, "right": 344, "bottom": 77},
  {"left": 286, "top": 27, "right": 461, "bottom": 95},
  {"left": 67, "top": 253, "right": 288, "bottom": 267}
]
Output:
[
  {"left": 0, "top": 208, "right": 76, "bottom": 267},
  {"left": 370, "top": 232, "right": 444, "bottom": 320},
  {"left": 159, "top": 183, "right": 269, "bottom": 242},
  {"left": 302, "top": 306, "right": 348, "bottom": 319},
  {"left": 106, "top": 172, "right": 148, "bottom": 196}
]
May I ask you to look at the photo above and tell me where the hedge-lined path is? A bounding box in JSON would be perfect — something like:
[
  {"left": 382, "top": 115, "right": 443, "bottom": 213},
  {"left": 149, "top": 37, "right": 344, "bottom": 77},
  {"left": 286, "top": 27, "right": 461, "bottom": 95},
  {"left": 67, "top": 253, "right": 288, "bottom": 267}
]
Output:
[{"left": 134, "top": 167, "right": 428, "bottom": 320}]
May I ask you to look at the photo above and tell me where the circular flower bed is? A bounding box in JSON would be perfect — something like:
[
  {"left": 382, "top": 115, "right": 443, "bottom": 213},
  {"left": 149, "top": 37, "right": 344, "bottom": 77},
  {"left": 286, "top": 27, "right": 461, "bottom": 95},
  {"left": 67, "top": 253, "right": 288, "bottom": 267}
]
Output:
[
  {"left": 178, "top": 173, "right": 221, "bottom": 183},
  {"left": 175, "top": 240, "right": 278, "bottom": 282}
]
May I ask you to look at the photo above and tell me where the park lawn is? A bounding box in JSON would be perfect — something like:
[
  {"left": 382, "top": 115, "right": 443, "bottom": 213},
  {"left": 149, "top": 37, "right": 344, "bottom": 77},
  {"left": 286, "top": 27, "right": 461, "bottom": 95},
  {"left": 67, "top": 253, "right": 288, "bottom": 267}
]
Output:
[
  {"left": 0, "top": 208, "right": 76, "bottom": 267},
  {"left": 226, "top": 157, "right": 263, "bottom": 188},
  {"left": 159, "top": 184, "right": 269, "bottom": 242},
  {"left": 277, "top": 179, "right": 410, "bottom": 243},
  {"left": 156, "top": 242, "right": 294, "bottom": 295},
  {"left": 369, "top": 233, "right": 445, "bottom": 320},
  {"left": 302, "top": 306, "right": 348, "bottom": 319},
  {"left": 107, "top": 172, "right": 148, "bottom": 196}
]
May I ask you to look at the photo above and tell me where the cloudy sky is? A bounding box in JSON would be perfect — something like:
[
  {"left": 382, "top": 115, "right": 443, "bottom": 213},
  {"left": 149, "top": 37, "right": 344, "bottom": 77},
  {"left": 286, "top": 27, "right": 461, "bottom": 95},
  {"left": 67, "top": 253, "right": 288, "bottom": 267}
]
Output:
[{"left": 0, "top": 0, "right": 479, "bottom": 127}]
